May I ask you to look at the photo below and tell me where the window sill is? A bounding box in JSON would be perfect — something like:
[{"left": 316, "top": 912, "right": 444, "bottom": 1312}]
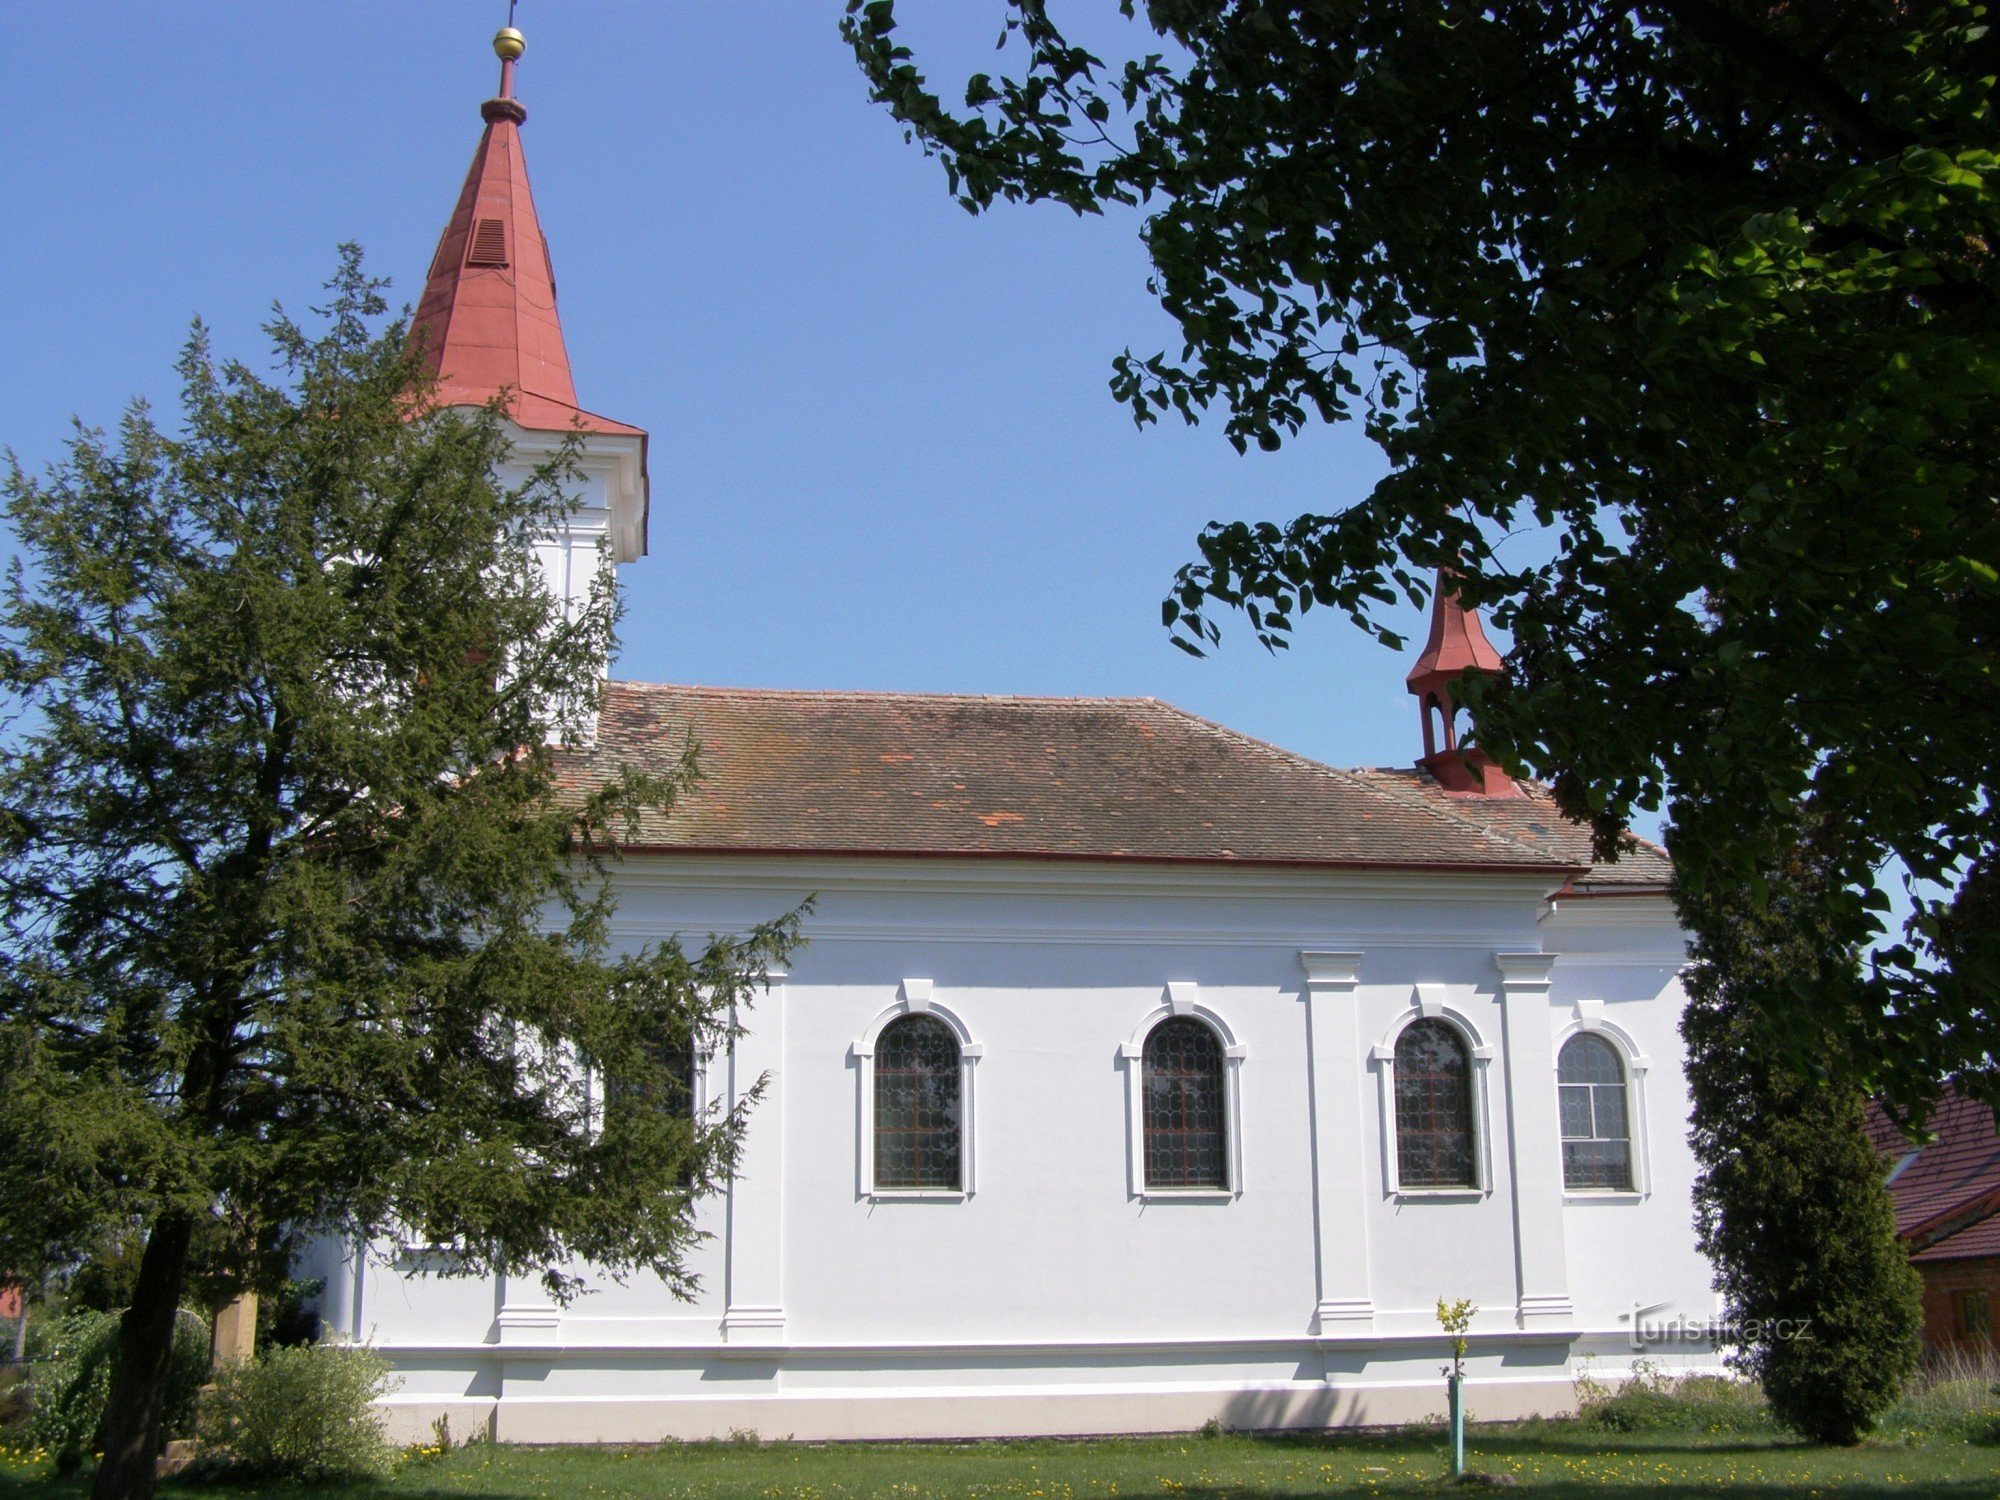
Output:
[
  {"left": 1563, "top": 1190, "right": 1645, "bottom": 1204},
  {"left": 1138, "top": 1188, "right": 1238, "bottom": 1202},
  {"left": 1392, "top": 1187, "right": 1487, "bottom": 1202},
  {"left": 866, "top": 1189, "right": 969, "bottom": 1202}
]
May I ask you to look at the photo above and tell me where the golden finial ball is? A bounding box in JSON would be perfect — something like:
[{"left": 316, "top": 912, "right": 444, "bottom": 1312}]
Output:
[{"left": 493, "top": 26, "right": 526, "bottom": 61}]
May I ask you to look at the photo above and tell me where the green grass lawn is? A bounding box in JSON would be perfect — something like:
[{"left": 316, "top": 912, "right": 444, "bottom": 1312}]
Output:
[{"left": 3, "top": 1423, "right": 1996, "bottom": 1500}]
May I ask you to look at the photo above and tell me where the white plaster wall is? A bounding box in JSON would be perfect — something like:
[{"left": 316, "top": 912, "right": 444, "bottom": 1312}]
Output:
[
  {"left": 490, "top": 421, "right": 647, "bottom": 741},
  {"left": 329, "top": 856, "right": 1721, "bottom": 1436},
  {"left": 1544, "top": 897, "right": 1719, "bottom": 1359}
]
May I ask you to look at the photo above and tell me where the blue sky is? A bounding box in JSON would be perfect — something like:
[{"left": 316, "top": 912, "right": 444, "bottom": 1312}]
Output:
[{"left": 3, "top": 4, "right": 1447, "bottom": 781}]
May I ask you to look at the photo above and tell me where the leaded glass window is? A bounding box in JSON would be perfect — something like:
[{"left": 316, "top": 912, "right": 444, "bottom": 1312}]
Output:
[
  {"left": 874, "top": 1015, "right": 962, "bottom": 1190},
  {"left": 1143, "top": 1017, "right": 1227, "bottom": 1189},
  {"left": 1557, "top": 1033, "right": 1632, "bottom": 1190},
  {"left": 1394, "top": 1019, "right": 1476, "bottom": 1188}
]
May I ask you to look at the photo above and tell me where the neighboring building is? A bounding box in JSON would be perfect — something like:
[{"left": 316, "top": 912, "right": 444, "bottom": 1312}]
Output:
[
  {"left": 0, "top": 1284, "right": 18, "bottom": 1323},
  {"left": 1869, "top": 1091, "right": 2000, "bottom": 1357},
  {"left": 300, "top": 26, "right": 1723, "bottom": 1442}
]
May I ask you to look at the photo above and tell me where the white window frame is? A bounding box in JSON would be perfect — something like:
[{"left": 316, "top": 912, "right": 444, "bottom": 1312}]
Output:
[
  {"left": 851, "top": 979, "right": 982, "bottom": 1201},
  {"left": 1370, "top": 985, "right": 1496, "bottom": 1199},
  {"left": 582, "top": 1035, "right": 716, "bottom": 1138},
  {"left": 1120, "top": 982, "right": 1247, "bottom": 1200},
  {"left": 1551, "top": 1002, "right": 1651, "bottom": 1199}
]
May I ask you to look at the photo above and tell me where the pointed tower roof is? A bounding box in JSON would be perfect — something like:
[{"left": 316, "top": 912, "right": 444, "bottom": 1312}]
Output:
[
  {"left": 1407, "top": 570, "right": 1519, "bottom": 797},
  {"left": 1406, "top": 573, "right": 1504, "bottom": 696},
  {"left": 411, "top": 28, "right": 643, "bottom": 444}
]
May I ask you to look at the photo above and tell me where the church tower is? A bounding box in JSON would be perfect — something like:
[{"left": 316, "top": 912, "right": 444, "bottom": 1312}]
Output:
[
  {"left": 411, "top": 24, "right": 649, "bottom": 660},
  {"left": 1407, "top": 571, "right": 1520, "bottom": 796}
]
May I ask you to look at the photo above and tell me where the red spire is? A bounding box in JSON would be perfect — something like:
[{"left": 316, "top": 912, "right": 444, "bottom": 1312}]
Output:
[
  {"left": 1407, "top": 574, "right": 1504, "bottom": 695},
  {"left": 409, "top": 29, "right": 642, "bottom": 442},
  {"left": 1407, "top": 571, "right": 1519, "bottom": 797}
]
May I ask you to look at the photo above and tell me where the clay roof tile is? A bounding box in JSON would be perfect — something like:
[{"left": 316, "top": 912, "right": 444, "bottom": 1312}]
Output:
[{"left": 560, "top": 682, "right": 1607, "bottom": 873}]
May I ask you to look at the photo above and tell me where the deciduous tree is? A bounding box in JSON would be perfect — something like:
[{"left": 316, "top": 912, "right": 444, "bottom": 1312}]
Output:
[{"left": 844, "top": 0, "right": 2000, "bottom": 1114}]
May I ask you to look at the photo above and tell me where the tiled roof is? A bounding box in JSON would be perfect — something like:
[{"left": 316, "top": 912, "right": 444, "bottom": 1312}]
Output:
[
  {"left": 1914, "top": 1213, "right": 2000, "bottom": 1265},
  {"left": 1868, "top": 1088, "right": 2000, "bottom": 1259},
  {"left": 563, "top": 682, "right": 1601, "bottom": 873},
  {"left": 1353, "top": 769, "right": 1674, "bottom": 890}
]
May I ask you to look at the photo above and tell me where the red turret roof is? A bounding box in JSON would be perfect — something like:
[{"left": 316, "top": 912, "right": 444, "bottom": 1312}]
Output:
[
  {"left": 1406, "top": 576, "right": 1504, "bottom": 695},
  {"left": 1406, "top": 570, "right": 1518, "bottom": 796},
  {"left": 410, "top": 64, "right": 642, "bottom": 441}
]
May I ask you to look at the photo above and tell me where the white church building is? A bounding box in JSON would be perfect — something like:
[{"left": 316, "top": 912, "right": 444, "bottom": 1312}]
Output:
[{"left": 305, "top": 27, "right": 1721, "bottom": 1444}]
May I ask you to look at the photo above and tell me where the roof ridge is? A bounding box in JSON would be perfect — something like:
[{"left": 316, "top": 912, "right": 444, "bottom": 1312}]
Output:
[{"left": 606, "top": 679, "right": 1163, "bottom": 708}]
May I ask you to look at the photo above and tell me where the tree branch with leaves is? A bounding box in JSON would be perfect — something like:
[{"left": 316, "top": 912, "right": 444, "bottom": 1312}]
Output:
[{"left": 845, "top": 0, "right": 2000, "bottom": 1115}]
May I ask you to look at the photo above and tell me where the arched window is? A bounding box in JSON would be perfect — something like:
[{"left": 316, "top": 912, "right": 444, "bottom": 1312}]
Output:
[
  {"left": 1394, "top": 1018, "right": 1475, "bottom": 1188},
  {"left": 1143, "top": 1016, "right": 1227, "bottom": 1189},
  {"left": 1558, "top": 1033, "right": 1632, "bottom": 1190},
  {"left": 874, "top": 1014, "right": 962, "bottom": 1190}
]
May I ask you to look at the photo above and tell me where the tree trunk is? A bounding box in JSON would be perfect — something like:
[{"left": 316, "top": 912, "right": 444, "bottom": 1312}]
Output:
[{"left": 89, "top": 1211, "right": 195, "bottom": 1500}]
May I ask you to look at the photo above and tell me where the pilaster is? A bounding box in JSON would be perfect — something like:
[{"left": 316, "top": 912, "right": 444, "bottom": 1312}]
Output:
[
  {"left": 1493, "top": 952, "right": 1572, "bottom": 1327},
  {"left": 494, "top": 1272, "right": 562, "bottom": 1347},
  {"left": 722, "top": 970, "right": 787, "bottom": 1344},
  {"left": 1299, "top": 951, "right": 1374, "bottom": 1333}
]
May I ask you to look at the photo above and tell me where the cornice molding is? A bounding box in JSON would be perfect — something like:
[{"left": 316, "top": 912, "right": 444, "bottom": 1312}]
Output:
[{"left": 599, "top": 854, "right": 1568, "bottom": 903}]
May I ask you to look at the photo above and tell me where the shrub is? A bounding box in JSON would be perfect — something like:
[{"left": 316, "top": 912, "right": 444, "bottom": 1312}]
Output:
[
  {"left": 196, "top": 1342, "right": 397, "bottom": 1482},
  {"left": 0, "top": 1366, "right": 29, "bottom": 1433},
  {"left": 27, "top": 1308, "right": 208, "bottom": 1471},
  {"left": 1577, "top": 1365, "right": 1774, "bottom": 1435},
  {"left": 1879, "top": 1349, "right": 2000, "bottom": 1443}
]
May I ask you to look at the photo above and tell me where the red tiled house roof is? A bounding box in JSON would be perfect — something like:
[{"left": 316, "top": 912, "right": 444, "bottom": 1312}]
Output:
[
  {"left": 561, "top": 681, "right": 1655, "bottom": 878},
  {"left": 1869, "top": 1089, "right": 2000, "bottom": 1263}
]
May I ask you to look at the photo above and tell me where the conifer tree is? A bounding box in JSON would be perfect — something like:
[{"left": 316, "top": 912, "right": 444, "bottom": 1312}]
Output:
[
  {"left": 1679, "top": 841, "right": 1922, "bottom": 1445},
  {"left": 0, "top": 250, "right": 800, "bottom": 1500}
]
